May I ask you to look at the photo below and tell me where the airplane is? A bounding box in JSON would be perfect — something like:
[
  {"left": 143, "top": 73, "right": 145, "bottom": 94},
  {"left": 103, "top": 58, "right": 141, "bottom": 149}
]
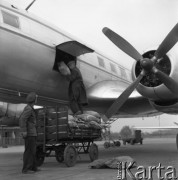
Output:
[{"left": 1, "top": 0, "right": 178, "bottom": 146}]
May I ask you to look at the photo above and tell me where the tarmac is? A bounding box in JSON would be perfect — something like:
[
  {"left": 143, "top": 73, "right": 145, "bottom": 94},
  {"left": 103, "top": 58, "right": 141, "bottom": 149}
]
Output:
[{"left": 0, "top": 138, "right": 178, "bottom": 180}]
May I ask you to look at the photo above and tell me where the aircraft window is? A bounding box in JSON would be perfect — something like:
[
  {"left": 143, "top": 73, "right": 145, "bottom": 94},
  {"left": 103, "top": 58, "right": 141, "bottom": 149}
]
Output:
[
  {"left": 110, "top": 63, "right": 117, "bottom": 73},
  {"left": 119, "top": 67, "right": 127, "bottom": 79},
  {"left": 2, "top": 11, "right": 20, "bottom": 29},
  {"left": 97, "top": 57, "right": 105, "bottom": 68}
]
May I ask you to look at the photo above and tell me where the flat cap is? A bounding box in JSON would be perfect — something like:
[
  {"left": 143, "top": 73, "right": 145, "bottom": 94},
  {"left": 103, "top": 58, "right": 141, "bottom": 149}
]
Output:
[{"left": 26, "top": 92, "right": 37, "bottom": 103}]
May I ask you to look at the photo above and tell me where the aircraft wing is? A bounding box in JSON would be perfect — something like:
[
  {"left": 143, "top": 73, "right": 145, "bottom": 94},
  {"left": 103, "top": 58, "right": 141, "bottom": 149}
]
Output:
[
  {"left": 133, "top": 126, "right": 178, "bottom": 129},
  {"left": 133, "top": 122, "right": 178, "bottom": 129},
  {"left": 87, "top": 80, "right": 161, "bottom": 118}
]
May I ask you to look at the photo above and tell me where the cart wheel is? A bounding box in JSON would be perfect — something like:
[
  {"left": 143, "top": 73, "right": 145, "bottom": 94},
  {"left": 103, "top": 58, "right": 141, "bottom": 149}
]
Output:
[
  {"left": 89, "top": 143, "right": 98, "bottom": 162},
  {"left": 36, "top": 146, "right": 45, "bottom": 166},
  {"left": 104, "top": 142, "right": 110, "bottom": 149},
  {"left": 55, "top": 149, "right": 64, "bottom": 163},
  {"left": 64, "top": 145, "right": 77, "bottom": 167}
]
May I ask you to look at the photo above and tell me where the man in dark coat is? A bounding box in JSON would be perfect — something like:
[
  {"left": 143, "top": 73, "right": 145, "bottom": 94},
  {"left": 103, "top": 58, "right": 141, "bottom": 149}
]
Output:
[
  {"left": 19, "top": 92, "right": 40, "bottom": 174},
  {"left": 67, "top": 61, "right": 88, "bottom": 114}
]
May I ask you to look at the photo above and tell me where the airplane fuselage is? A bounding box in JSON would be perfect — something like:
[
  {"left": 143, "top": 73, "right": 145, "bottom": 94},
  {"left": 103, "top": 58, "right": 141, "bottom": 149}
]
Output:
[{"left": 0, "top": 1, "right": 131, "bottom": 106}]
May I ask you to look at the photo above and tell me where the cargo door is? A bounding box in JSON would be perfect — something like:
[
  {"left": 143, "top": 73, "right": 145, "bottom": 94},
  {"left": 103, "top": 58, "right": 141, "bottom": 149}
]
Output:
[{"left": 53, "top": 40, "right": 94, "bottom": 71}]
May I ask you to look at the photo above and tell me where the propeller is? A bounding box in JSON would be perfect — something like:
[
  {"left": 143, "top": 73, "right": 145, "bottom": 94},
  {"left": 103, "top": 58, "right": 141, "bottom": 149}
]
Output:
[
  {"left": 102, "top": 23, "right": 178, "bottom": 121},
  {"left": 155, "top": 23, "right": 178, "bottom": 59},
  {"left": 102, "top": 70, "right": 145, "bottom": 122},
  {"left": 152, "top": 67, "right": 178, "bottom": 95},
  {"left": 102, "top": 27, "right": 143, "bottom": 61}
]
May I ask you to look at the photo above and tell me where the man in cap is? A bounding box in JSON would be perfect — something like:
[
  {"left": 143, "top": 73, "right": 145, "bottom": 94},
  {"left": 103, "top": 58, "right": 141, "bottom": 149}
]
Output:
[
  {"left": 66, "top": 60, "right": 88, "bottom": 115},
  {"left": 19, "top": 92, "right": 40, "bottom": 174}
]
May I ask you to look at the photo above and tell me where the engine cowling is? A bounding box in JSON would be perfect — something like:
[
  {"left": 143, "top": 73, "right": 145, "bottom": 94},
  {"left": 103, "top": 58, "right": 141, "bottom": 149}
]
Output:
[{"left": 132, "top": 46, "right": 178, "bottom": 113}]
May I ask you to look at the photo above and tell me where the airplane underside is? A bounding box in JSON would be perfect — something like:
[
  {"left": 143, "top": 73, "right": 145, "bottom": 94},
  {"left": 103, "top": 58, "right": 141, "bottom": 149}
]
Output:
[{"left": 0, "top": 85, "right": 161, "bottom": 119}]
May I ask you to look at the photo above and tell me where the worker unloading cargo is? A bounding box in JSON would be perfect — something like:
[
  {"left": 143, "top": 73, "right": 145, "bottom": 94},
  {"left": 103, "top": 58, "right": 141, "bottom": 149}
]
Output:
[
  {"left": 66, "top": 60, "right": 88, "bottom": 115},
  {"left": 57, "top": 59, "right": 88, "bottom": 115}
]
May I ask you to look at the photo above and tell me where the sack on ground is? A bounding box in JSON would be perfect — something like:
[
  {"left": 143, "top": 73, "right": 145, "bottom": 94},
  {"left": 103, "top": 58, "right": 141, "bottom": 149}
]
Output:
[
  {"left": 88, "top": 159, "right": 107, "bottom": 169},
  {"left": 105, "top": 156, "right": 136, "bottom": 169},
  {"left": 89, "top": 156, "right": 136, "bottom": 169}
]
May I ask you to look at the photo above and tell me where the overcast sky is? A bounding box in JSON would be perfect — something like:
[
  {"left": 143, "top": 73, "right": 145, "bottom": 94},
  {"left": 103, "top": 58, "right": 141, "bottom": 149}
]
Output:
[
  {"left": 6, "top": 0, "right": 178, "bottom": 132},
  {"left": 9, "top": 0, "right": 178, "bottom": 69}
]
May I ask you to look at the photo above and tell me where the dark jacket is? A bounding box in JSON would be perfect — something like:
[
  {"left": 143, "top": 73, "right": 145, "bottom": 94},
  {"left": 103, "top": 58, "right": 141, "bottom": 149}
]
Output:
[
  {"left": 68, "top": 67, "right": 88, "bottom": 105},
  {"left": 19, "top": 104, "right": 37, "bottom": 136}
]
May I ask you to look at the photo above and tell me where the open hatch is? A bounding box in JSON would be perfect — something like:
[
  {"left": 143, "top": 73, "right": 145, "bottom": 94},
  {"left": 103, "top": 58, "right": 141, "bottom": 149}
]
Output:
[{"left": 53, "top": 40, "right": 94, "bottom": 71}]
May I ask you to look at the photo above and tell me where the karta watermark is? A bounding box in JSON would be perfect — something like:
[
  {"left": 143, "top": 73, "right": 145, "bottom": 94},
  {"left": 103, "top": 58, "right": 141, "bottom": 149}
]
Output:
[{"left": 117, "top": 161, "right": 177, "bottom": 180}]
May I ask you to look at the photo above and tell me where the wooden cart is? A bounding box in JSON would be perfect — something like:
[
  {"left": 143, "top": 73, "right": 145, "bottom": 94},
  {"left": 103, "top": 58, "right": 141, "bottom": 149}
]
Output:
[{"left": 36, "top": 106, "right": 101, "bottom": 167}]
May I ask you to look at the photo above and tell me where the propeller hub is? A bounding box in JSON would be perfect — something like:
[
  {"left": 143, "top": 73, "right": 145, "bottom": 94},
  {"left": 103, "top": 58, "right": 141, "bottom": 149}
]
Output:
[
  {"left": 135, "top": 50, "right": 171, "bottom": 87},
  {"left": 140, "top": 58, "right": 154, "bottom": 72}
]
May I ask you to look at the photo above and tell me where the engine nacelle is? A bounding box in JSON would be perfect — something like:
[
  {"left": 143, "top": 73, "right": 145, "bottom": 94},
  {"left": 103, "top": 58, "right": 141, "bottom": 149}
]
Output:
[
  {"left": 149, "top": 100, "right": 178, "bottom": 114},
  {"left": 132, "top": 45, "right": 178, "bottom": 102}
]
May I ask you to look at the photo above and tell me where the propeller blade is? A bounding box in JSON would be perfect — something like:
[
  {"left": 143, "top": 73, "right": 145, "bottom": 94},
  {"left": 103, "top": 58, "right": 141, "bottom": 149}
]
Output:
[
  {"left": 103, "top": 71, "right": 145, "bottom": 120},
  {"left": 155, "top": 23, "right": 178, "bottom": 59},
  {"left": 102, "top": 27, "right": 143, "bottom": 61},
  {"left": 153, "top": 68, "right": 178, "bottom": 96}
]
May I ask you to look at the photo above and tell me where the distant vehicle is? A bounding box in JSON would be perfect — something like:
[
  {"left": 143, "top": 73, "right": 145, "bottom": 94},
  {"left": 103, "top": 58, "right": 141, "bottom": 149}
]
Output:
[
  {"left": 103, "top": 140, "right": 121, "bottom": 149},
  {"left": 122, "top": 130, "right": 143, "bottom": 145},
  {"left": 133, "top": 123, "right": 178, "bottom": 149}
]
